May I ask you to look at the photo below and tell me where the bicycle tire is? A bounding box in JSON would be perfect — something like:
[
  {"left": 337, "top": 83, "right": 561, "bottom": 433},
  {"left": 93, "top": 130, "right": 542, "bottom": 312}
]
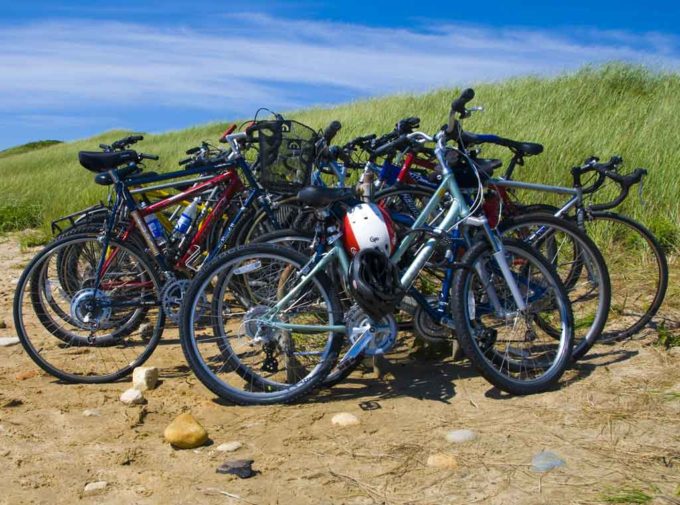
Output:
[
  {"left": 14, "top": 234, "right": 164, "bottom": 383},
  {"left": 452, "top": 238, "right": 574, "bottom": 395},
  {"left": 497, "top": 213, "right": 611, "bottom": 360},
  {"left": 179, "top": 243, "right": 344, "bottom": 405}
]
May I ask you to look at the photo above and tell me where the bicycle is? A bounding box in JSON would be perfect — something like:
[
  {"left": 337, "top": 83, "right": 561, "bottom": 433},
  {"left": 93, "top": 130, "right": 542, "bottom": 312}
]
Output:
[
  {"left": 178, "top": 90, "right": 575, "bottom": 405},
  {"left": 13, "top": 117, "right": 321, "bottom": 382}
]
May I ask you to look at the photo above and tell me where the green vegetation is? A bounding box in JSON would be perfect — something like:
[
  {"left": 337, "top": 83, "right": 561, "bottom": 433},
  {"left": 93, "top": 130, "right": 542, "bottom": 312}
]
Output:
[
  {"left": 600, "top": 487, "right": 653, "bottom": 504},
  {"left": 0, "top": 140, "right": 62, "bottom": 160},
  {"left": 0, "top": 64, "right": 678, "bottom": 246},
  {"left": 655, "top": 322, "right": 680, "bottom": 349}
]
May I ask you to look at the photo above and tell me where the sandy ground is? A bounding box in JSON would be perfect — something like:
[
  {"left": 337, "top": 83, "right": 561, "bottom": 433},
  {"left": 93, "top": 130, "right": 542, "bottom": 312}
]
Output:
[{"left": 0, "top": 233, "right": 678, "bottom": 505}]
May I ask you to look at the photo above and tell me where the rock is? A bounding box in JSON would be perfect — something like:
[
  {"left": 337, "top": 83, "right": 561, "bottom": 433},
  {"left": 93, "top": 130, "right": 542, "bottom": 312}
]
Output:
[
  {"left": 164, "top": 412, "right": 209, "bottom": 449},
  {"left": 82, "top": 409, "right": 101, "bottom": 417},
  {"left": 83, "top": 481, "right": 108, "bottom": 494},
  {"left": 132, "top": 367, "right": 159, "bottom": 391},
  {"left": 0, "top": 337, "right": 20, "bottom": 347},
  {"left": 139, "top": 323, "right": 154, "bottom": 340},
  {"left": 216, "top": 441, "right": 242, "bottom": 452},
  {"left": 531, "top": 450, "right": 565, "bottom": 472},
  {"left": 426, "top": 453, "right": 458, "bottom": 470},
  {"left": 331, "top": 412, "right": 360, "bottom": 427},
  {"left": 445, "top": 429, "right": 477, "bottom": 443},
  {"left": 216, "top": 459, "right": 255, "bottom": 478},
  {"left": 15, "top": 370, "right": 38, "bottom": 381},
  {"left": 1, "top": 398, "right": 23, "bottom": 408},
  {"left": 120, "top": 388, "right": 146, "bottom": 406},
  {"left": 0, "top": 319, "right": 7, "bottom": 329}
]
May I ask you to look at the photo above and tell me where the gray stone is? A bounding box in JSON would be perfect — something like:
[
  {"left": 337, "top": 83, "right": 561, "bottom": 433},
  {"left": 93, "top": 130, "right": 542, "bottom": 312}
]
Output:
[
  {"left": 216, "top": 441, "right": 242, "bottom": 452},
  {"left": 120, "top": 388, "right": 145, "bottom": 406},
  {"left": 0, "top": 337, "right": 20, "bottom": 347},
  {"left": 531, "top": 450, "right": 565, "bottom": 472},
  {"left": 216, "top": 459, "right": 255, "bottom": 478},
  {"left": 445, "top": 429, "right": 477, "bottom": 443},
  {"left": 83, "top": 481, "right": 108, "bottom": 494},
  {"left": 82, "top": 409, "right": 101, "bottom": 417}
]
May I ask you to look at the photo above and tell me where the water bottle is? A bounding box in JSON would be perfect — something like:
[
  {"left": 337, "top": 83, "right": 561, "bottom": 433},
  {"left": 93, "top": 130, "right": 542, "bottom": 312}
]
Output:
[
  {"left": 172, "top": 198, "right": 199, "bottom": 238},
  {"left": 141, "top": 204, "right": 166, "bottom": 245}
]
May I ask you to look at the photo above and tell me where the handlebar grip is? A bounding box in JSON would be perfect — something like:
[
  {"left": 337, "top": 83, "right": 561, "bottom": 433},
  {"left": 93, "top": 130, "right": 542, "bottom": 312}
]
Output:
[
  {"left": 447, "top": 88, "right": 475, "bottom": 134},
  {"left": 129, "top": 135, "right": 144, "bottom": 142},
  {"left": 219, "top": 124, "right": 237, "bottom": 143},
  {"left": 179, "top": 157, "right": 193, "bottom": 166},
  {"left": 452, "top": 88, "right": 475, "bottom": 113},
  {"left": 323, "top": 120, "right": 342, "bottom": 143},
  {"left": 139, "top": 153, "right": 159, "bottom": 161},
  {"left": 396, "top": 117, "right": 420, "bottom": 134},
  {"left": 186, "top": 146, "right": 200, "bottom": 155},
  {"left": 372, "top": 134, "right": 408, "bottom": 158}
]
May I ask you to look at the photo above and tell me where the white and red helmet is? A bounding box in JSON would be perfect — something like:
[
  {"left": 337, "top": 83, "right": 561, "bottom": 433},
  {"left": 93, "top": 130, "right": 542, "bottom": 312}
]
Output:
[{"left": 343, "top": 203, "right": 397, "bottom": 256}]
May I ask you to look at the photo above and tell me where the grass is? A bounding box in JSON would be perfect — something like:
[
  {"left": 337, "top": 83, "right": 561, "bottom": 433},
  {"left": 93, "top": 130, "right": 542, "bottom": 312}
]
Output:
[
  {"left": 0, "top": 64, "right": 679, "bottom": 246},
  {"left": 0, "top": 140, "right": 62, "bottom": 160},
  {"left": 655, "top": 322, "right": 680, "bottom": 349},
  {"left": 600, "top": 487, "right": 653, "bottom": 504}
]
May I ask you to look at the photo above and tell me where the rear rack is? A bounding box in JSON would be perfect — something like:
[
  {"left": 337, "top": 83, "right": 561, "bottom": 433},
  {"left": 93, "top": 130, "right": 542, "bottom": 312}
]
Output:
[{"left": 50, "top": 203, "right": 108, "bottom": 235}]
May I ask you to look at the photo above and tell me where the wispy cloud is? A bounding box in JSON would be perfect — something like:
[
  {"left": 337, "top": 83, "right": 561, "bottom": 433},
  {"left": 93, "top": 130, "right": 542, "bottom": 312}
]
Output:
[{"left": 0, "top": 13, "right": 678, "bottom": 144}]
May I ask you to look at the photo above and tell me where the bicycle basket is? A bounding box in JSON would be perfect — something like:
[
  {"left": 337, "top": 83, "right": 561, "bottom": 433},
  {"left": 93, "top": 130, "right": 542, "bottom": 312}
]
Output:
[{"left": 249, "top": 119, "right": 318, "bottom": 194}]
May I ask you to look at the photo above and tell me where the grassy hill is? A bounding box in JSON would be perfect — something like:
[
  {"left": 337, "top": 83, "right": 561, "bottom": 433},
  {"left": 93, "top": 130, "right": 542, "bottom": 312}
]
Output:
[
  {"left": 0, "top": 140, "right": 62, "bottom": 160},
  {"left": 0, "top": 64, "right": 678, "bottom": 247}
]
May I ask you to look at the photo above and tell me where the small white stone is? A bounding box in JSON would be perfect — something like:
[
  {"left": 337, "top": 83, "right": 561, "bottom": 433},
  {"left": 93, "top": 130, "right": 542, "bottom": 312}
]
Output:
[
  {"left": 216, "top": 441, "right": 242, "bottom": 452},
  {"left": 139, "top": 323, "right": 154, "bottom": 340},
  {"left": 0, "top": 337, "right": 20, "bottom": 347},
  {"left": 445, "top": 429, "right": 477, "bottom": 443},
  {"left": 331, "top": 412, "right": 360, "bottom": 427},
  {"left": 83, "top": 481, "right": 108, "bottom": 494},
  {"left": 132, "top": 367, "right": 159, "bottom": 391},
  {"left": 120, "top": 388, "right": 145, "bottom": 405},
  {"left": 82, "top": 409, "right": 101, "bottom": 417}
]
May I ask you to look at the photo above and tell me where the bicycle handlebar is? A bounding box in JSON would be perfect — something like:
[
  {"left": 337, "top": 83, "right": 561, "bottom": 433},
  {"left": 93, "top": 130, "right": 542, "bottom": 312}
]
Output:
[
  {"left": 447, "top": 88, "right": 475, "bottom": 134},
  {"left": 323, "top": 120, "right": 342, "bottom": 143},
  {"left": 111, "top": 135, "right": 144, "bottom": 150},
  {"left": 572, "top": 156, "right": 647, "bottom": 211}
]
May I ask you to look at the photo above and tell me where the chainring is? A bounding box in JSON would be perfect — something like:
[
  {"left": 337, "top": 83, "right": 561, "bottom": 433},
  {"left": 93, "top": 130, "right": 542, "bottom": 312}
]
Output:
[
  {"left": 160, "top": 279, "right": 193, "bottom": 324},
  {"left": 344, "top": 304, "right": 398, "bottom": 356}
]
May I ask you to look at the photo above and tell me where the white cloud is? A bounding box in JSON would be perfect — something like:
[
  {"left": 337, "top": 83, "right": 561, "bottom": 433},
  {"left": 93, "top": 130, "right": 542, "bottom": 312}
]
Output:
[{"left": 0, "top": 14, "right": 678, "bottom": 117}]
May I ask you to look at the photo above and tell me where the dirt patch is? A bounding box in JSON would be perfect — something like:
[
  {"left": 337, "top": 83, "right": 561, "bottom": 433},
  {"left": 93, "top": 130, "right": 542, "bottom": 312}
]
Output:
[{"left": 1, "top": 234, "right": 678, "bottom": 505}]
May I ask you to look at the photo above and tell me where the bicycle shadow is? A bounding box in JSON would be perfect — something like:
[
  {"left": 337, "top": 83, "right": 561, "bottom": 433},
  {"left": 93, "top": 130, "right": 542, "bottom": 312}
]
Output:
[
  {"left": 303, "top": 354, "right": 484, "bottom": 405},
  {"left": 482, "top": 346, "right": 639, "bottom": 399}
]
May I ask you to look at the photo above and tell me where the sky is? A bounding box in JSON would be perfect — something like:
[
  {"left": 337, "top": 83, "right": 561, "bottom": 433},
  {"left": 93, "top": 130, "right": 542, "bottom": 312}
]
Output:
[{"left": 0, "top": 0, "right": 679, "bottom": 150}]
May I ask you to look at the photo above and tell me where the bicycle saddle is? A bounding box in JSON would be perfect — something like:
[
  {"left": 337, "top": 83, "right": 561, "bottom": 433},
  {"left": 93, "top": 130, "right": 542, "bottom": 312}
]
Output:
[
  {"left": 79, "top": 150, "right": 138, "bottom": 173},
  {"left": 297, "top": 186, "right": 358, "bottom": 207}
]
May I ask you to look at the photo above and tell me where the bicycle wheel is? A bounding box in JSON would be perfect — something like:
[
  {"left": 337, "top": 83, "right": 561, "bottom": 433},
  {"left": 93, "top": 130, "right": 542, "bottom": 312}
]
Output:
[
  {"left": 14, "top": 234, "right": 164, "bottom": 383},
  {"left": 179, "top": 243, "right": 343, "bottom": 405},
  {"left": 230, "top": 195, "right": 308, "bottom": 246},
  {"left": 583, "top": 212, "right": 668, "bottom": 341},
  {"left": 452, "top": 238, "right": 574, "bottom": 395},
  {"left": 498, "top": 214, "right": 611, "bottom": 360}
]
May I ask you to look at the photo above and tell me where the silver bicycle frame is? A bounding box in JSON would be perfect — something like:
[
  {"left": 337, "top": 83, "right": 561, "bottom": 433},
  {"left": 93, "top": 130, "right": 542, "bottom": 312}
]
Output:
[
  {"left": 264, "top": 132, "right": 535, "bottom": 333},
  {"left": 488, "top": 177, "right": 583, "bottom": 218}
]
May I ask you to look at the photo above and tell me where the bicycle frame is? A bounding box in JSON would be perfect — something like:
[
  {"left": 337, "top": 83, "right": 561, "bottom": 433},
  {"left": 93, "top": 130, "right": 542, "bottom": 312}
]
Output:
[
  {"left": 263, "top": 137, "right": 529, "bottom": 335},
  {"left": 91, "top": 156, "right": 281, "bottom": 291}
]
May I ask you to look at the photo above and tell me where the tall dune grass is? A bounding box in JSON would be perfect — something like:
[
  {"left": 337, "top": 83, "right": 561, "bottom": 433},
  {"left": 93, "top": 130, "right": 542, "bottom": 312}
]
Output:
[{"left": 0, "top": 64, "right": 678, "bottom": 247}]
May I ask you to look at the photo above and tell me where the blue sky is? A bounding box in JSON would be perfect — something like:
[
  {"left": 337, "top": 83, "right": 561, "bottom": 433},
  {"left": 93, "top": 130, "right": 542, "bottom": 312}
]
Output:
[{"left": 1, "top": 0, "right": 679, "bottom": 150}]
